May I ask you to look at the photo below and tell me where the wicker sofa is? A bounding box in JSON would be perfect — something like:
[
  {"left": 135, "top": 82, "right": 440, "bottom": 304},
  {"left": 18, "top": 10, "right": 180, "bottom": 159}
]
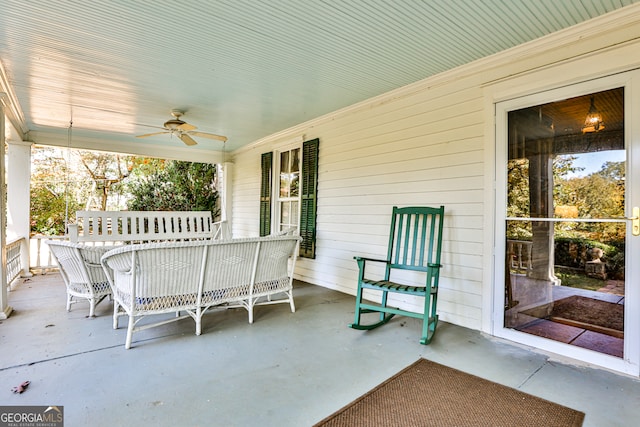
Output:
[
  {"left": 100, "top": 234, "right": 302, "bottom": 349},
  {"left": 47, "top": 211, "right": 225, "bottom": 317}
]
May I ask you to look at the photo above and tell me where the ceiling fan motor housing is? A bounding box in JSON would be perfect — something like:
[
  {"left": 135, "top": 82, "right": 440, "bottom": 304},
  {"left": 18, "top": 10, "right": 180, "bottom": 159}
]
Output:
[
  {"left": 164, "top": 109, "right": 186, "bottom": 130},
  {"left": 163, "top": 118, "right": 186, "bottom": 130},
  {"left": 136, "top": 109, "right": 226, "bottom": 145}
]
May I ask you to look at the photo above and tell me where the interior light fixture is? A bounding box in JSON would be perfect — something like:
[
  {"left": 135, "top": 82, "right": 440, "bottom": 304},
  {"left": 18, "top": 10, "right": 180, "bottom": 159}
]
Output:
[{"left": 582, "top": 96, "right": 604, "bottom": 133}]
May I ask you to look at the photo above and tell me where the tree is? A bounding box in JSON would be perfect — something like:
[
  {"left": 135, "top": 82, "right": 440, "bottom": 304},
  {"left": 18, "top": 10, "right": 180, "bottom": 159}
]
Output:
[
  {"left": 30, "top": 147, "right": 220, "bottom": 235},
  {"left": 506, "top": 158, "right": 532, "bottom": 239},
  {"left": 31, "top": 147, "right": 138, "bottom": 234},
  {"left": 506, "top": 155, "right": 582, "bottom": 240},
  {"left": 126, "top": 160, "right": 220, "bottom": 218},
  {"left": 30, "top": 148, "right": 80, "bottom": 234},
  {"left": 77, "top": 151, "right": 133, "bottom": 210},
  {"left": 554, "top": 159, "right": 625, "bottom": 241}
]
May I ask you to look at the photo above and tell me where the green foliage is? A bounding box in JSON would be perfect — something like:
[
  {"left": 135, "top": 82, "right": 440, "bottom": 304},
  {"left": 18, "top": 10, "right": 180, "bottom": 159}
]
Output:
[
  {"left": 30, "top": 147, "right": 220, "bottom": 235},
  {"left": 126, "top": 160, "right": 220, "bottom": 218},
  {"left": 506, "top": 158, "right": 532, "bottom": 239},
  {"left": 598, "top": 161, "right": 625, "bottom": 182},
  {"left": 554, "top": 236, "right": 624, "bottom": 279},
  {"left": 30, "top": 147, "right": 75, "bottom": 235},
  {"left": 506, "top": 158, "right": 530, "bottom": 218},
  {"left": 606, "top": 251, "right": 625, "bottom": 279},
  {"left": 30, "top": 186, "right": 82, "bottom": 235},
  {"left": 507, "top": 154, "right": 626, "bottom": 243},
  {"left": 508, "top": 153, "right": 626, "bottom": 279},
  {"left": 555, "top": 271, "right": 607, "bottom": 292},
  {"left": 554, "top": 159, "right": 625, "bottom": 241}
]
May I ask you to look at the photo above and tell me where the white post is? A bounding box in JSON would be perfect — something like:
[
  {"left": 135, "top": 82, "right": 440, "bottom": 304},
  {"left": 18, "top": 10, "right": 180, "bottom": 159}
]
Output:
[
  {"left": 221, "top": 162, "right": 234, "bottom": 238},
  {"left": 1, "top": 95, "right": 14, "bottom": 319},
  {"left": 7, "top": 139, "right": 33, "bottom": 278}
]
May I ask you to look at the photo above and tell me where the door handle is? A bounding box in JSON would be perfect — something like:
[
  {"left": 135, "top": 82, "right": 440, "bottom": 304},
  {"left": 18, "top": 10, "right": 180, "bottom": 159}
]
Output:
[{"left": 631, "top": 207, "right": 640, "bottom": 236}]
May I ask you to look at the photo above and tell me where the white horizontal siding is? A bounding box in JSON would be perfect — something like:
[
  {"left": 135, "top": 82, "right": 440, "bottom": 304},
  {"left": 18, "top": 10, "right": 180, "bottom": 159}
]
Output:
[
  {"left": 231, "top": 13, "right": 640, "bottom": 333},
  {"left": 232, "top": 80, "right": 486, "bottom": 326},
  {"left": 229, "top": 147, "right": 263, "bottom": 238},
  {"left": 306, "top": 76, "right": 486, "bottom": 325}
]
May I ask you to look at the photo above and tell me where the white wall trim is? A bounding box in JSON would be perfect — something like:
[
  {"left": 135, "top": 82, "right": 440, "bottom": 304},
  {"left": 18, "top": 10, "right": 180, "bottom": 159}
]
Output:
[
  {"left": 481, "top": 91, "right": 497, "bottom": 335},
  {"left": 486, "top": 69, "right": 640, "bottom": 376},
  {"left": 0, "top": 62, "right": 29, "bottom": 136},
  {"left": 234, "top": 134, "right": 304, "bottom": 156}
]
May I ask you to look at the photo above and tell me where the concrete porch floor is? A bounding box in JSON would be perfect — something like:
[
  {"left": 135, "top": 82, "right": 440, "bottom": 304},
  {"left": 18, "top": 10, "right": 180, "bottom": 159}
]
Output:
[{"left": 1, "top": 273, "right": 640, "bottom": 427}]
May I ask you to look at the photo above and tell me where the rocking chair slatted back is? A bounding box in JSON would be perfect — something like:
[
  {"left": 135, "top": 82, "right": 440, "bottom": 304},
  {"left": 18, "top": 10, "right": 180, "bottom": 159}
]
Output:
[
  {"left": 389, "top": 207, "right": 443, "bottom": 272},
  {"left": 349, "top": 206, "right": 445, "bottom": 345}
]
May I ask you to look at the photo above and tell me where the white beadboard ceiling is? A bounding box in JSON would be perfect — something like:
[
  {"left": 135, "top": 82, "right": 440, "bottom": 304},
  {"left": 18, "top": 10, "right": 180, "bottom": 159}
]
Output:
[{"left": 1, "top": 0, "right": 638, "bottom": 157}]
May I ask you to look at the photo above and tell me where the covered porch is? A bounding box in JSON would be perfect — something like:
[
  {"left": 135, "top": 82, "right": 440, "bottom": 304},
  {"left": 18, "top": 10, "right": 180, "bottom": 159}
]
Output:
[{"left": 1, "top": 273, "right": 638, "bottom": 426}]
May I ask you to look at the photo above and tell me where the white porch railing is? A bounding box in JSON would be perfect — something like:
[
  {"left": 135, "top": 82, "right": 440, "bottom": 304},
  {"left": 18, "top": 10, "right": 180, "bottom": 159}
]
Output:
[
  {"left": 30, "top": 234, "right": 67, "bottom": 273},
  {"left": 27, "top": 220, "right": 227, "bottom": 275},
  {"left": 15, "top": 219, "right": 228, "bottom": 279},
  {"left": 506, "top": 239, "right": 532, "bottom": 275},
  {"left": 5, "top": 238, "right": 24, "bottom": 287}
]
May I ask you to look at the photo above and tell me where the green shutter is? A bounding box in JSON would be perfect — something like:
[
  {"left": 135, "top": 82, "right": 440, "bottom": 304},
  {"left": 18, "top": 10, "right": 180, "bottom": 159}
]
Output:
[
  {"left": 300, "top": 138, "right": 319, "bottom": 258},
  {"left": 260, "top": 152, "right": 273, "bottom": 236}
]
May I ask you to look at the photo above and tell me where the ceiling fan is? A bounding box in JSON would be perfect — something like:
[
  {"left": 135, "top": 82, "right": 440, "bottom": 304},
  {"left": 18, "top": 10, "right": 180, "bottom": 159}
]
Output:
[{"left": 136, "top": 110, "right": 227, "bottom": 146}]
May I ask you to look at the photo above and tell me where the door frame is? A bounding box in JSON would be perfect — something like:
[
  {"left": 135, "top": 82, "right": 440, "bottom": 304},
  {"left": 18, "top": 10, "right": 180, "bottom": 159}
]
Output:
[{"left": 491, "top": 70, "right": 640, "bottom": 376}]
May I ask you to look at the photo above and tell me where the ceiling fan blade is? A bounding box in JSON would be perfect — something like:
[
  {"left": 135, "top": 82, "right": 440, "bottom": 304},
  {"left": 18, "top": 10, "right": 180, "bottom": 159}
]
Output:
[
  {"left": 189, "top": 131, "right": 228, "bottom": 142},
  {"left": 179, "top": 134, "right": 198, "bottom": 146},
  {"left": 136, "top": 131, "right": 169, "bottom": 138},
  {"left": 177, "top": 122, "right": 197, "bottom": 131}
]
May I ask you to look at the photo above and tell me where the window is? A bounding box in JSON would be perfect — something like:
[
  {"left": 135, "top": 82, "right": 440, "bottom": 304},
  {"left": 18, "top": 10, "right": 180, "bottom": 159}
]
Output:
[
  {"left": 279, "top": 148, "right": 300, "bottom": 232},
  {"left": 260, "top": 138, "right": 319, "bottom": 258}
]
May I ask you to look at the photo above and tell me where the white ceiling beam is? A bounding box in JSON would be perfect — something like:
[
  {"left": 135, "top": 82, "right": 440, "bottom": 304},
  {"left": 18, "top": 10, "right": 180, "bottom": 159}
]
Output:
[{"left": 28, "top": 130, "right": 228, "bottom": 164}]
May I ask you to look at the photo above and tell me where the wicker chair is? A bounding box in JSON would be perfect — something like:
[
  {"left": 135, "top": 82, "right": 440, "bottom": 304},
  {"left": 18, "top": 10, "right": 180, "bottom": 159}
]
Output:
[{"left": 46, "top": 240, "right": 114, "bottom": 317}]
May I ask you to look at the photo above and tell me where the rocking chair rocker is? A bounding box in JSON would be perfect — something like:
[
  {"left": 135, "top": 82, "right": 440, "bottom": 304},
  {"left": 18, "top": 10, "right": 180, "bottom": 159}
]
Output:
[{"left": 349, "top": 206, "right": 445, "bottom": 344}]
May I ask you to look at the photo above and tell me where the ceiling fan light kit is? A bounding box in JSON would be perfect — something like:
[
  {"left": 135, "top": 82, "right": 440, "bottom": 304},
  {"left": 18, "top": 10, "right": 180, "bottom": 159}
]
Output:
[{"left": 136, "top": 110, "right": 227, "bottom": 145}]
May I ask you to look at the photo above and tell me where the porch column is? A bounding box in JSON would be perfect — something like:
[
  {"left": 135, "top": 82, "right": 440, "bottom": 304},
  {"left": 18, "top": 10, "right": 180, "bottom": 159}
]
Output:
[
  {"left": 7, "top": 139, "right": 33, "bottom": 278},
  {"left": 1, "top": 96, "right": 14, "bottom": 319},
  {"left": 511, "top": 108, "right": 558, "bottom": 285},
  {"left": 527, "top": 138, "right": 557, "bottom": 283},
  {"left": 220, "top": 162, "right": 234, "bottom": 238}
]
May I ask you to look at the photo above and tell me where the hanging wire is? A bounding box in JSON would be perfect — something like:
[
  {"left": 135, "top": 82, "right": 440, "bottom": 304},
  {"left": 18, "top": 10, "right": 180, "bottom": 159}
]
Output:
[
  {"left": 64, "top": 117, "right": 72, "bottom": 232},
  {"left": 219, "top": 139, "right": 226, "bottom": 221}
]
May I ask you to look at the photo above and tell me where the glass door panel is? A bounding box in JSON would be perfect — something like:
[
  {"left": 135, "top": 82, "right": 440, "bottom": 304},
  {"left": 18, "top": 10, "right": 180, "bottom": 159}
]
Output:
[{"left": 505, "top": 87, "right": 626, "bottom": 358}]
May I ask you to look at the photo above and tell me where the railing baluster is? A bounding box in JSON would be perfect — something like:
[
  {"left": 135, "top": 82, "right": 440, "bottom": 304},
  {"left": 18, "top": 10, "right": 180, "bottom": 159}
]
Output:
[
  {"left": 28, "top": 235, "right": 68, "bottom": 274},
  {"left": 5, "top": 238, "right": 24, "bottom": 287},
  {"left": 506, "top": 240, "right": 533, "bottom": 275}
]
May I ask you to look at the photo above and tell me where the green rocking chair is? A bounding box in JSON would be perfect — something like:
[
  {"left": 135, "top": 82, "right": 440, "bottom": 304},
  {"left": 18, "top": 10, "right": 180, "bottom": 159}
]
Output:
[{"left": 349, "top": 206, "right": 445, "bottom": 344}]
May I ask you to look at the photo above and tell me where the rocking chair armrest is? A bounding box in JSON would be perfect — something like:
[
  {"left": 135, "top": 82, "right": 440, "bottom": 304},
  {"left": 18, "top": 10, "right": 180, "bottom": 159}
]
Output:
[
  {"left": 354, "top": 256, "right": 390, "bottom": 279},
  {"left": 354, "top": 257, "right": 441, "bottom": 270},
  {"left": 353, "top": 256, "right": 389, "bottom": 265}
]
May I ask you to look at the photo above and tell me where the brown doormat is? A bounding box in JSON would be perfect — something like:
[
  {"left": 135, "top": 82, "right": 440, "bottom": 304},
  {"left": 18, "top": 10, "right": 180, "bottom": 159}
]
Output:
[
  {"left": 314, "top": 358, "right": 584, "bottom": 427},
  {"left": 522, "top": 295, "right": 624, "bottom": 338},
  {"left": 550, "top": 296, "right": 623, "bottom": 336}
]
